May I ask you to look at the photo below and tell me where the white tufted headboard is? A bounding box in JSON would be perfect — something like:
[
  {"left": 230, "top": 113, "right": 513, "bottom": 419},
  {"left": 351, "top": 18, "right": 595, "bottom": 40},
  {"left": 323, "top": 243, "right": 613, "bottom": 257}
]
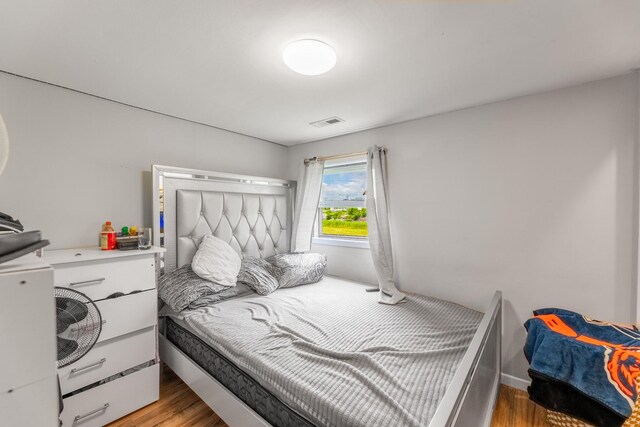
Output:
[{"left": 152, "top": 165, "right": 296, "bottom": 273}]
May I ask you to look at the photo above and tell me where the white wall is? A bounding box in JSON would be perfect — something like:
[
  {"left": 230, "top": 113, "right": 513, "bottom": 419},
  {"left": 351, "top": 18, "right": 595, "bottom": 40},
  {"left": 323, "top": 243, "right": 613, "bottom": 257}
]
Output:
[
  {"left": 288, "top": 73, "right": 640, "bottom": 383},
  {"left": 0, "top": 72, "right": 289, "bottom": 249}
]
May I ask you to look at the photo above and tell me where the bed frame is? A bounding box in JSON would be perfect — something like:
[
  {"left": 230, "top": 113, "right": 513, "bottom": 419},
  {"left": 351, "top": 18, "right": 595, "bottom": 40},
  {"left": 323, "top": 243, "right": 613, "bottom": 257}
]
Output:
[{"left": 153, "top": 164, "right": 502, "bottom": 427}]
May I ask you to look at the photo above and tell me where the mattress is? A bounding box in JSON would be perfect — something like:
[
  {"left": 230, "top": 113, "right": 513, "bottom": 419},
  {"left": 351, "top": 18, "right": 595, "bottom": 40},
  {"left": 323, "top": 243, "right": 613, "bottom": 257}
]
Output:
[
  {"left": 166, "top": 317, "right": 314, "bottom": 426},
  {"left": 166, "top": 276, "right": 482, "bottom": 427}
]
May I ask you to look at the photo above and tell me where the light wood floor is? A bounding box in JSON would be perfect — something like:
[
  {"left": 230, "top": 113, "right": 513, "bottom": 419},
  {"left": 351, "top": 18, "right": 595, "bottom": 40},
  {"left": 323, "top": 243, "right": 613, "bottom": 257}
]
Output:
[
  {"left": 491, "top": 383, "right": 550, "bottom": 426},
  {"left": 109, "top": 366, "right": 547, "bottom": 427},
  {"left": 107, "top": 367, "right": 228, "bottom": 427}
]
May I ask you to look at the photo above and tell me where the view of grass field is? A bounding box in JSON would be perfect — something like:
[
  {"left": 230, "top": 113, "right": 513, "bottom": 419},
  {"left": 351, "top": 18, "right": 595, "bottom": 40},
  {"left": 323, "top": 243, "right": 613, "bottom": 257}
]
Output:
[
  {"left": 320, "top": 207, "right": 368, "bottom": 237},
  {"left": 322, "top": 219, "right": 368, "bottom": 237}
]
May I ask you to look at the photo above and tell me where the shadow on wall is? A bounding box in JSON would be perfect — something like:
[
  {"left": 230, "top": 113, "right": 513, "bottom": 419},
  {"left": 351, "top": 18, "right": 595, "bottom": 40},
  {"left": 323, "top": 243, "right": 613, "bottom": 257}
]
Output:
[
  {"left": 142, "top": 170, "right": 153, "bottom": 229},
  {"left": 616, "top": 126, "right": 637, "bottom": 324},
  {"left": 502, "top": 298, "right": 529, "bottom": 384}
]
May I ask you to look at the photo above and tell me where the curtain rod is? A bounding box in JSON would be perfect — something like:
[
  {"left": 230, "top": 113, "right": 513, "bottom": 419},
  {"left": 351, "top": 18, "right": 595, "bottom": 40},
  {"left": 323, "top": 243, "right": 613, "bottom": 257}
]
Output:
[{"left": 303, "top": 148, "right": 385, "bottom": 165}]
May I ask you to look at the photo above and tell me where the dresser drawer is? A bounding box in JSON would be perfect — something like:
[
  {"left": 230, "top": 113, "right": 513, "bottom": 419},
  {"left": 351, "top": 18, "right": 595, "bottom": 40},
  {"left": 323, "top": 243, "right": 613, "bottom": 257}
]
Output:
[
  {"left": 53, "top": 256, "right": 155, "bottom": 301},
  {"left": 96, "top": 289, "right": 157, "bottom": 342},
  {"left": 60, "top": 363, "right": 159, "bottom": 427},
  {"left": 59, "top": 327, "right": 156, "bottom": 395}
]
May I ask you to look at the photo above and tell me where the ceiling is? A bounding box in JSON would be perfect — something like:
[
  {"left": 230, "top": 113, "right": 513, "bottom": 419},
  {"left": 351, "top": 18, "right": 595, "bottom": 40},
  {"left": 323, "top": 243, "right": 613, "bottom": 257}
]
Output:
[{"left": 1, "top": 1, "right": 639, "bottom": 146}]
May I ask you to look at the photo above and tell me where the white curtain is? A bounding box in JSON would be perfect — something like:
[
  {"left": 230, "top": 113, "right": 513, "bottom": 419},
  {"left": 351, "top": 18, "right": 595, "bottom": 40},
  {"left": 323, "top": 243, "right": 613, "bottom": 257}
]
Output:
[
  {"left": 366, "top": 146, "right": 406, "bottom": 304},
  {"left": 291, "top": 159, "right": 325, "bottom": 252}
]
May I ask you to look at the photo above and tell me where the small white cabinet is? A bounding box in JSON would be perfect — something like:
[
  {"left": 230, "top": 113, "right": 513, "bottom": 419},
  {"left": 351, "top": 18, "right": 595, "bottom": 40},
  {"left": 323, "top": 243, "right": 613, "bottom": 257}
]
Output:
[
  {"left": 45, "top": 247, "right": 164, "bottom": 427},
  {"left": 0, "top": 255, "right": 58, "bottom": 427}
]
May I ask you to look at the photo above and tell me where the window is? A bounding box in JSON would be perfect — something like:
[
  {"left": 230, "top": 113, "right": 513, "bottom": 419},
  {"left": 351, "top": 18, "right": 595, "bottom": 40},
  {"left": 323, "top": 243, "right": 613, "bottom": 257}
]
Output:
[{"left": 314, "top": 155, "right": 368, "bottom": 247}]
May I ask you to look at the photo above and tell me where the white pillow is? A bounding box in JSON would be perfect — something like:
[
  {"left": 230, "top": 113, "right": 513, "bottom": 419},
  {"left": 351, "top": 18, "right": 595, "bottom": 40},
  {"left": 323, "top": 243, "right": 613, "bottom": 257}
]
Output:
[{"left": 191, "top": 234, "right": 241, "bottom": 287}]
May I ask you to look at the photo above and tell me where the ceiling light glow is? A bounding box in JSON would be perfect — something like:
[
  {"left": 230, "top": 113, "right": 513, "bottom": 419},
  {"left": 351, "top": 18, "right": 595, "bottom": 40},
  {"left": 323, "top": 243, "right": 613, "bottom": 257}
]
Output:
[{"left": 283, "top": 39, "right": 336, "bottom": 76}]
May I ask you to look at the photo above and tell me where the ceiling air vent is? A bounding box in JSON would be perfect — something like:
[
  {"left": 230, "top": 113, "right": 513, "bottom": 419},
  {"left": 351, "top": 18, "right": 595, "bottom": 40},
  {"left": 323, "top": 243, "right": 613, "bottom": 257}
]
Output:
[{"left": 310, "top": 116, "right": 345, "bottom": 128}]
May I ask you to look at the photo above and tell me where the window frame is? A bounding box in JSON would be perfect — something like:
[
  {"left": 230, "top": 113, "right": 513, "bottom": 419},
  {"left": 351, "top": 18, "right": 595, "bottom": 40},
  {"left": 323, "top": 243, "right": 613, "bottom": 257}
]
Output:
[{"left": 312, "top": 156, "right": 370, "bottom": 249}]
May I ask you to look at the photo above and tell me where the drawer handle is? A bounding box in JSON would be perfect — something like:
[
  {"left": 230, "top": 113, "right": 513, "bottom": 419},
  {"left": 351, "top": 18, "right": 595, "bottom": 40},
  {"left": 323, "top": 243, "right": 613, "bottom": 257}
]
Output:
[
  {"left": 74, "top": 403, "right": 109, "bottom": 422},
  {"left": 69, "top": 277, "right": 106, "bottom": 287},
  {"left": 70, "top": 358, "right": 106, "bottom": 375}
]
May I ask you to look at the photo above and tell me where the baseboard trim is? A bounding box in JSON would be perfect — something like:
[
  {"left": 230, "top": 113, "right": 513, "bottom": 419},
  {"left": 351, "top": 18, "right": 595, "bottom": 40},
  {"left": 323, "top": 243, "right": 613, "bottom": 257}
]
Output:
[{"left": 501, "top": 373, "right": 530, "bottom": 391}]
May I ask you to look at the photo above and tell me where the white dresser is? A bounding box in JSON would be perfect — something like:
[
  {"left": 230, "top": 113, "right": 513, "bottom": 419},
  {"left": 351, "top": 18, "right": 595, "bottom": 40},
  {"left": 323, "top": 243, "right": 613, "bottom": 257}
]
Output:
[
  {"left": 45, "top": 247, "right": 164, "bottom": 427},
  {"left": 0, "top": 254, "right": 58, "bottom": 427}
]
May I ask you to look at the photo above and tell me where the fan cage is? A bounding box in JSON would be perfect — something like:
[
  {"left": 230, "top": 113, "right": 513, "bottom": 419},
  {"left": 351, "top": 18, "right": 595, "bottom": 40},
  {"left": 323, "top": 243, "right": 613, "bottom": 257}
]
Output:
[{"left": 55, "top": 287, "right": 102, "bottom": 368}]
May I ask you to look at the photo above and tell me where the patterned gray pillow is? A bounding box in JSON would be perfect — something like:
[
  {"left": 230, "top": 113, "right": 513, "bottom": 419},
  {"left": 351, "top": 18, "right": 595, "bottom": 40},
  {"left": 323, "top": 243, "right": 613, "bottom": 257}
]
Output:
[
  {"left": 158, "top": 264, "right": 228, "bottom": 312},
  {"left": 237, "top": 256, "right": 282, "bottom": 295},
  {"left": 187, "top": 283, "right": 254, "bottom": 309},
  {"left": 267, "top": 253, "right": 327, "bottom": 289}
]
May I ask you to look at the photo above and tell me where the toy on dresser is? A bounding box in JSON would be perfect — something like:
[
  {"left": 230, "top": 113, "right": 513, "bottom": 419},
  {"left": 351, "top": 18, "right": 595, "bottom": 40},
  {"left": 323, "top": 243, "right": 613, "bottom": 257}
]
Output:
[{"left": 99, "top": 222, "right": 152, "bottom": 251}]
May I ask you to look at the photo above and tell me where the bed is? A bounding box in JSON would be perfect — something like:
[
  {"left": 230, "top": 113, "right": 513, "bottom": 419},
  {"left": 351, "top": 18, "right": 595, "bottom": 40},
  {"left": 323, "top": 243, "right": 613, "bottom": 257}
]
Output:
[{"left": 153, "top": 165, "right": 502, "bottom": 427}]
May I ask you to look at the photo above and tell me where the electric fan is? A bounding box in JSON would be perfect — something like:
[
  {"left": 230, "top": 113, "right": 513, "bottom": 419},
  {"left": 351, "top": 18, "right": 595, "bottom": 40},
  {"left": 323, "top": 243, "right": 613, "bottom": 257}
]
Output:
[{"left": 55, "top": 287, "right": 102, "bottom": 368}]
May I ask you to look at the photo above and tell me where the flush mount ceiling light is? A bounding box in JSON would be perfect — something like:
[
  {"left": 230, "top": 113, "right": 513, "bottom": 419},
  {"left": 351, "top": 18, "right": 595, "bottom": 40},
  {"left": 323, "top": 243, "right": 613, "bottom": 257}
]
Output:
[{"left": 283, "top": 39, "right": 336, "bottom": 76}]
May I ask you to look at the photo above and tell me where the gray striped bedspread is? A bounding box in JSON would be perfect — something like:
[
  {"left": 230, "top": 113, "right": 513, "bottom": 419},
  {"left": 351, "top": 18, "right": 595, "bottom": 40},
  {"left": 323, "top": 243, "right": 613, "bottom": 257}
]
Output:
[{"left": 181, "top": 276, "right": 482, "bottom": 427}]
